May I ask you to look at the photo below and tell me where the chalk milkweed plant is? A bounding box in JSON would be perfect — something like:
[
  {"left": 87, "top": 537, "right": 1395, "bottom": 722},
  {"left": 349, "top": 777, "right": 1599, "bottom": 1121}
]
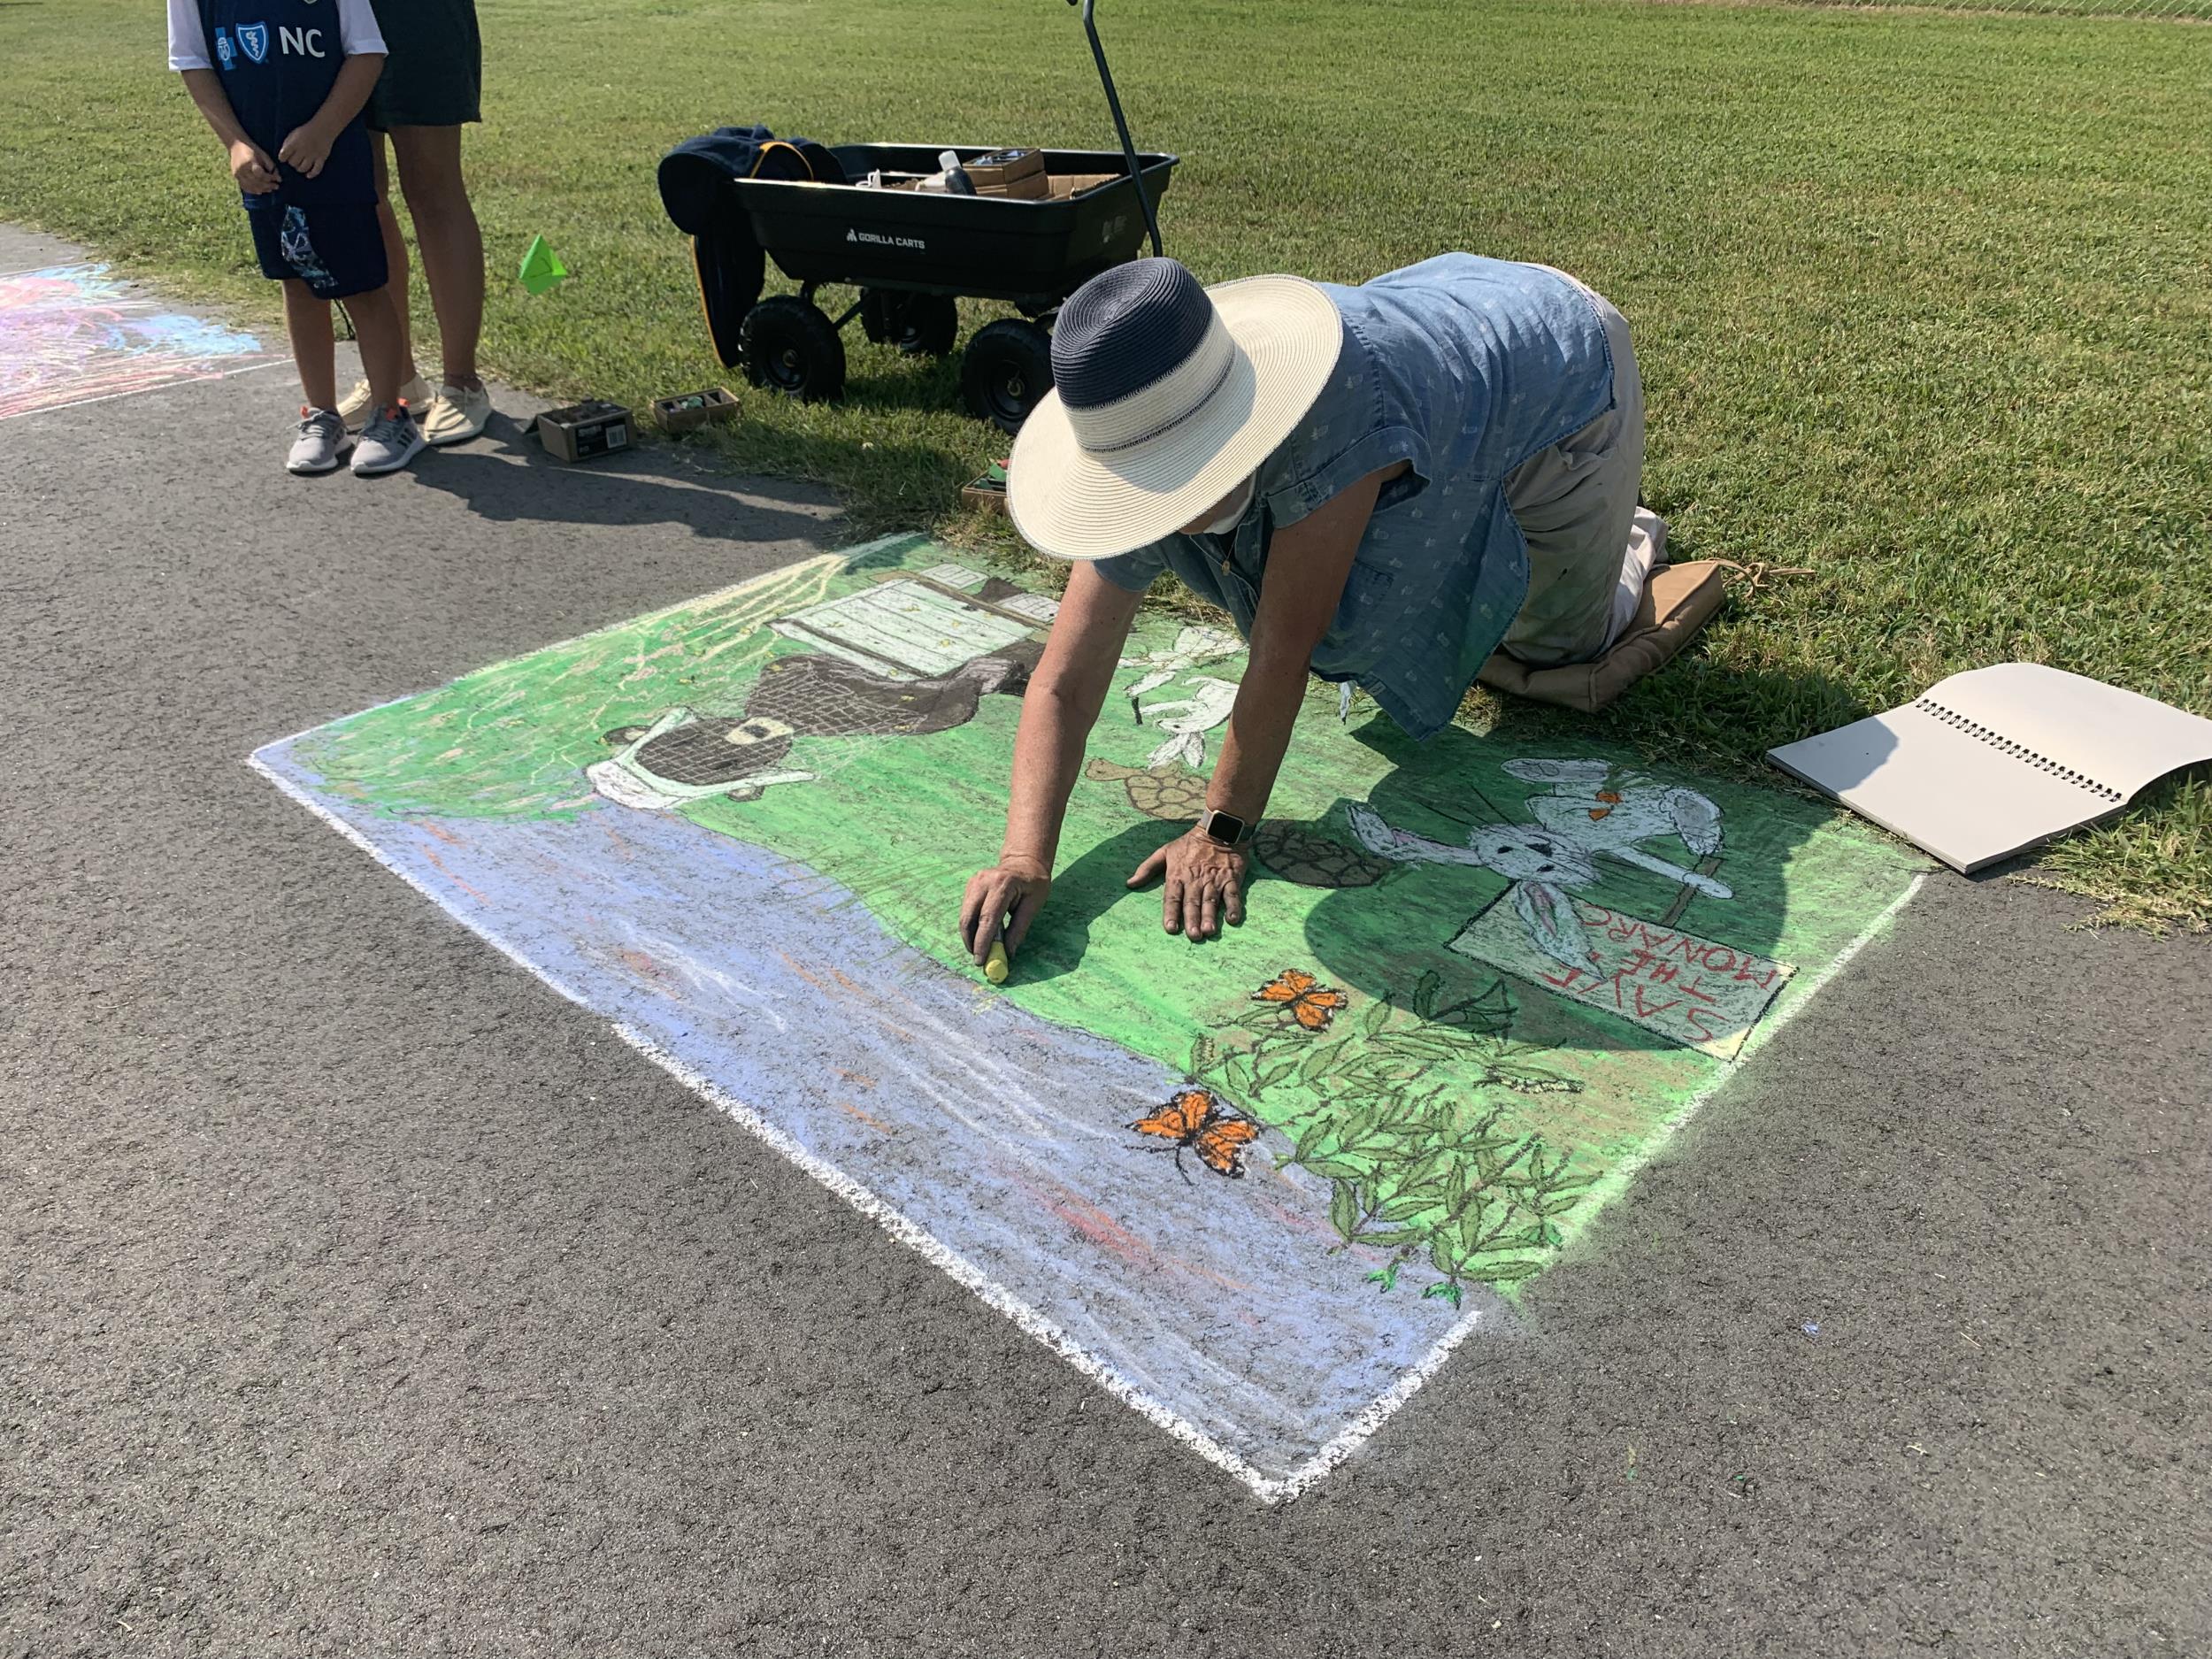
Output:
[{"left": 1187, "top": 969, "right": 1595, "bottom": 1308}]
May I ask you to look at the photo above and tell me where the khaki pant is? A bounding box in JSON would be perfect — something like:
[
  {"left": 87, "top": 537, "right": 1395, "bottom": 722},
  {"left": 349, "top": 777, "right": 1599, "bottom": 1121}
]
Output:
[{"left": 1498, "top": 269, "right": 1655, "bottom": 667}]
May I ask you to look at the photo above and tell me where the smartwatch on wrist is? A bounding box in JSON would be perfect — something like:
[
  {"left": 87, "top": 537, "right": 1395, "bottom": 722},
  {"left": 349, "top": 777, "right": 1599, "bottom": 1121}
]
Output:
[{"left": 1197, "top": 807, "right": 1254, "bottom": 849}]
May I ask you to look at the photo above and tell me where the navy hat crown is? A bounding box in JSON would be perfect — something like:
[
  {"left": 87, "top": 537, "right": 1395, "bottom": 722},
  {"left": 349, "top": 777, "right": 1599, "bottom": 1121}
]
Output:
[{"left": 1052, "top": 258, "right": 1217, "bottom": 412}]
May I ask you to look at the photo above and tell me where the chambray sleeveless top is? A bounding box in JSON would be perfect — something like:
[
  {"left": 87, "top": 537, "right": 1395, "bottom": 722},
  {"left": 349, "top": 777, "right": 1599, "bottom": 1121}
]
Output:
[{"left": 1093, "top": 254, "right": 1617, "bottom": 741}]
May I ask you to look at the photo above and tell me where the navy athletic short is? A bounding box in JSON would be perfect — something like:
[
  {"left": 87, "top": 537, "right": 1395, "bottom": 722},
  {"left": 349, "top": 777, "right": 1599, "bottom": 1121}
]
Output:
[{"left": 245, "top": 198, "right": 388, "bottom": 300}]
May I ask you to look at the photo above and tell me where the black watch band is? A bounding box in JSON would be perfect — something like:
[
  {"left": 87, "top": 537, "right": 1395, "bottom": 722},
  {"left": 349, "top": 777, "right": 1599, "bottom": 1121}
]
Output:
[{"left": 1198, "top": 807, "right": 1253, "bottom": 848}]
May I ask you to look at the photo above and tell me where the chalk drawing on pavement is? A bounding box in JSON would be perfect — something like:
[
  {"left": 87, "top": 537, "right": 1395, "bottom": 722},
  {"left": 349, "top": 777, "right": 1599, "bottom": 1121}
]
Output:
[
  {"left": 1083, "top": 759, "right": 1394, "bottom": 888},
  {"left": 250, "top": 533, "right": 1924, "bottom": 1502},
  {"left": 587, "top": 647, "right": 1039, "bottom": 809},
  {"left": 1448, "top": 898, "right": 1791, "bottom": 1062},
  {"left": 0, "top": 264, "right": 283, "bottom": 423},
  {"left": 1127, "top": 1088, "right": 1263, "bottom": 1180},
  {"left": 1345, "top": 757, "right": 1792, "bottom": 1057}
]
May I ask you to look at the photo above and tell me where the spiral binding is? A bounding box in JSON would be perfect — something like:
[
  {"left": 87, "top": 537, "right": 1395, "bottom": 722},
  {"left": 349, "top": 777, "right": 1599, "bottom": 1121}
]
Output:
[{"left": 1913, "top": 699, "right": 2124, "bottom": 802}]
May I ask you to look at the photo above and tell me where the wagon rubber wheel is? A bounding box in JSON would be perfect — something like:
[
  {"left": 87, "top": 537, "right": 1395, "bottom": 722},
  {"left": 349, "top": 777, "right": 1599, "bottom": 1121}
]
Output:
[
  {"left": 741, "top": 296, "right": 847, "bottom": 402},
  {"left": 860, "top": 290, "right": 960, "bottom": 357},
  {"left": 961, "top": 319, "right": 1055, "bottom": 433}
]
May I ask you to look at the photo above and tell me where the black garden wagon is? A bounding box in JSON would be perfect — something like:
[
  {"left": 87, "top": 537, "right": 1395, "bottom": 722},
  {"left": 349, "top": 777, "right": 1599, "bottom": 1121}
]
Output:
[{"left": 667, "top": 0, "right": 1176, "bottom": 434}]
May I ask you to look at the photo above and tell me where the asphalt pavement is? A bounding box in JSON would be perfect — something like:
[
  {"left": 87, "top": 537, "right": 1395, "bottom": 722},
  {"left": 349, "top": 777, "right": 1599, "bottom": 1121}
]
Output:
[{"left": 4, "top": 226, "right": 2207, "bottom": 1658}]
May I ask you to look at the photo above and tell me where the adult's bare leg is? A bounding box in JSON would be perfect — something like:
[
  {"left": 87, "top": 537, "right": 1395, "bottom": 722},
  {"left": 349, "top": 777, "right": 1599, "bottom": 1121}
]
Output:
[
  {"left": 389, "top": 123, "right": 485, "bottom": 391},
  {"left": 345, "top": 286, "right": 411, "bottom": 409}
]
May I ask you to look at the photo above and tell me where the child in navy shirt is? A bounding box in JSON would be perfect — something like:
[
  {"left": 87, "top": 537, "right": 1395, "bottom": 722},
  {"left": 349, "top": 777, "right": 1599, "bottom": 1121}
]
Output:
[{"left": 169, "top": 0, "right": 424, "bottom": 475}]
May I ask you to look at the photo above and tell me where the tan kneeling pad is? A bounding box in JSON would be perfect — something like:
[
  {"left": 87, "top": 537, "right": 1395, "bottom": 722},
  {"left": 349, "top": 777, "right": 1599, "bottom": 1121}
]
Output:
[{"left": 1477, "top": 561, "right": 1729, "bottom": 714}]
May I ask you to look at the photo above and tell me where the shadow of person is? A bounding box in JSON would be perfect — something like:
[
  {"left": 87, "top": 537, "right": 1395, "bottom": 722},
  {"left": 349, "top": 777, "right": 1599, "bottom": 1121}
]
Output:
[
  {"left": 403, "top": 413, "right": 849, "bottom": 547},
  {"left": 1291, "top": 685, "right": 1898, "bottom": 1058},
  {"left": 1005, "top": 819, "right": 1194, "bottom": 987}
]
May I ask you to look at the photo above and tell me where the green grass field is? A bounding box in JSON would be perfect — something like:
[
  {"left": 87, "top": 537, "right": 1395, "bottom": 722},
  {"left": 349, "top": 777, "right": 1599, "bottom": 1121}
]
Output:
[{"left": 3, "top": 0, "right": 2206, "bottom": 925}]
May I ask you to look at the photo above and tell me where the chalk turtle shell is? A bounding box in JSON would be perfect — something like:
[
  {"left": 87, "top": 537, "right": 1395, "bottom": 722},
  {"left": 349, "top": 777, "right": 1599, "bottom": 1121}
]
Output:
[
  {"left": 1083, "top": 757, "right": 1207, "bottom": 821},
  {"left": 1250, "top": 823, "right": 1392, "bottom": 889}
]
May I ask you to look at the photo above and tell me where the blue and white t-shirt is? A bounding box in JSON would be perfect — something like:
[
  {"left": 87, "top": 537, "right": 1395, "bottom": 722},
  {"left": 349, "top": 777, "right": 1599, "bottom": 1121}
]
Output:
[
  {"left": 1093, "top": 255, "right": 1618, "bottom": 742},
  {"left": 167, "top": 0, "right": 386, "bottom": 206}
]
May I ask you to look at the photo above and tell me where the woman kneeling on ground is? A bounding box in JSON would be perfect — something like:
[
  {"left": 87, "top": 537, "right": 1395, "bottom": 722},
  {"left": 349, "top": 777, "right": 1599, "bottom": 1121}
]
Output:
[{"left": 959, "top": 252, "right": 1655, "bottom": 962}]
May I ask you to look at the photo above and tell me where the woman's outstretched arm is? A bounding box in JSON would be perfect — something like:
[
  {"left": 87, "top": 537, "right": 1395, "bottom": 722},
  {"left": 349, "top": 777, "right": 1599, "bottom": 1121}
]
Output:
[
  {"left": 960, "top": 564, "right": 1144, "bottom": 964},
  {"left": 1128, "top": 466, "right": 1395, "bottom": 940}
]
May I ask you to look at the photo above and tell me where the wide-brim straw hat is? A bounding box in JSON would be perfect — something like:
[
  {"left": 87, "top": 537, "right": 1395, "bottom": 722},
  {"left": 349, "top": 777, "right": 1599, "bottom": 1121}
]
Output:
[{"left": 1008, "top": 258, "right": 1344, "bottom": 562}]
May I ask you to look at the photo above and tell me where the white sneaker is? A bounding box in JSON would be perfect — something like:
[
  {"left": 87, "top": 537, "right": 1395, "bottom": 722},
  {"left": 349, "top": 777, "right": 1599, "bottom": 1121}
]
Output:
[
  {"left": 338, "top": 375, "right": 433, "bottom": 431},
  {"left": 352, "top": 403, "right": 426, "bottom": 476},
  {"left": 287, "top": 406, "right": 351, "bottom": 474},
  {"left": 419, "top": 380, "right": 493, "bottom": 446}
]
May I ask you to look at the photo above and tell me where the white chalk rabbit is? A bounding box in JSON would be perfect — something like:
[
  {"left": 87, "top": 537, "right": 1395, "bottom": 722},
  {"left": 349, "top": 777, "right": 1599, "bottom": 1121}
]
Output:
[{"left": 1346, "top": 759, "right": 1730, "bottom": 975}]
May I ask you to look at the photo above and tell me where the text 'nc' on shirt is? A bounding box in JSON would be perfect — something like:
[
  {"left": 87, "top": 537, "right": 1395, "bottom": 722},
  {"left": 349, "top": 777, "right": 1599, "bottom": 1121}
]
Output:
[{"left": 171, "top": 0, "right": 385, "bottom": 206}]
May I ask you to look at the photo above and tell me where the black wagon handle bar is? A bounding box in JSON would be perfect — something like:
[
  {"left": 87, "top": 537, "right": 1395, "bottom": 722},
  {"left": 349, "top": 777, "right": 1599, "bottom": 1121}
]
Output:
[{"left": 1067, "top": 0, "right": 1163, "bottom": 258}]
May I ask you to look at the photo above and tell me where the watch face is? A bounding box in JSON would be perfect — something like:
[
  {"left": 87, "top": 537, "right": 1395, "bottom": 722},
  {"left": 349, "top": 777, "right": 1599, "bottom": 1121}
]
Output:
[{"left": 1203, "top": 810, "right": 1248, "bottom": 846}]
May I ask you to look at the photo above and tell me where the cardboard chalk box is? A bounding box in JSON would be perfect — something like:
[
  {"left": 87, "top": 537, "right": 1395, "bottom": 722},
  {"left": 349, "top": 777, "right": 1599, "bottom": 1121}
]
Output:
[
  {"left": 885, "top": 149, "right": 1052, "bottom": 199},
  {"left": 652, "top": 387, "right": 740, "bottom": 434},
  {"left": 536, "top": 400, "right": 634, "bottom": 462},
  {"left": 961, "top": 475, "right": 1009, "bottom": 516},
  {"left": 966, "top": 148, "right": 1049, "bottom": 200}
]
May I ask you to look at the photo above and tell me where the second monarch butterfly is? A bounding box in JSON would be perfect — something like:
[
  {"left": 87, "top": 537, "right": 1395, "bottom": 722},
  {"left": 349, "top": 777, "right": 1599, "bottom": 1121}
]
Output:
[
  {"left": 1251, "top": 968, "right": 1349, "bottom": 1032},
  {"left": 1128, "top": 1089, "right": 1262, "bottom": 1180}
]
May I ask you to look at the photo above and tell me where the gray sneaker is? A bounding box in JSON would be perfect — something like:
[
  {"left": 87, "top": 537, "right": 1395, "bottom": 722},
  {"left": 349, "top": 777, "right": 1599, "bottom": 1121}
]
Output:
[
  {"left": 351, "top": 403, "right": 426, "bottom": 476},
  {"left": 287, "top": 406, "right": 350, "bottom": 474},
  {"left": 338, "top": 374, "right": 433, "bottom": 431}
]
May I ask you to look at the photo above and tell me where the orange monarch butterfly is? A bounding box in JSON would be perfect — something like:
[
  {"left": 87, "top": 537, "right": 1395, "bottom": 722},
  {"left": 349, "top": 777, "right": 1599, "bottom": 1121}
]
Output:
[
  {"left": 1128, "top": 1089, "right": 1262, "bottom": 1180},
  {"left": 1251, "top": 968, "right": 1349, "bottom": 1032}
]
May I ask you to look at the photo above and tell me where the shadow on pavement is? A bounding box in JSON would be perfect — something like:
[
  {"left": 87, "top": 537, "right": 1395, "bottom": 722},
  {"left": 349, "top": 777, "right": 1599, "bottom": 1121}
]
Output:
[{"left": 404, "top": 413, "right": 846, "bottom": 548}]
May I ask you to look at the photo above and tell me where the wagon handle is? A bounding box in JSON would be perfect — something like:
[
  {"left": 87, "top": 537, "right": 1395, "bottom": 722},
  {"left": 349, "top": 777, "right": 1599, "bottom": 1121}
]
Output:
[{"left": 1068, "top": 0, "right": 1162, "bottom": 257}]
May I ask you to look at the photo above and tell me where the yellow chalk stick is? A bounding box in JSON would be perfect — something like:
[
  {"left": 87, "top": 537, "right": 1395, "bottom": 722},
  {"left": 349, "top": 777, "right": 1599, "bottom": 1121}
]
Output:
[{"left": 985, "top": 941, "right": 1010, "bottom": 984}]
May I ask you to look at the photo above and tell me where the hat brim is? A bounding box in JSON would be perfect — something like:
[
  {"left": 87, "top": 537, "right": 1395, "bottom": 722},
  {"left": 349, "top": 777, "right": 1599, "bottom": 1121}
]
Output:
[{"left": 1006, "top": 275, "right": 1344, "bottom": 562}]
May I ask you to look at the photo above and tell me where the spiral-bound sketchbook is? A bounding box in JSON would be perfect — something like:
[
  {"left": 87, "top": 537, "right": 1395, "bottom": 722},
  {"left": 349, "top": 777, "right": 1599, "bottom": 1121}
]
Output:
[{"left": 1768, "top": 664, "right": 2212, "bottom": 874}]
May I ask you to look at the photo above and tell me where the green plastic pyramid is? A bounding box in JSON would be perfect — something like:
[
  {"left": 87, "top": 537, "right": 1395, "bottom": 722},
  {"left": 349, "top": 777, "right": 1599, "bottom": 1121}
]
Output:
[{"left": 518, "top": 234, "right": 568, "bottom": 296}]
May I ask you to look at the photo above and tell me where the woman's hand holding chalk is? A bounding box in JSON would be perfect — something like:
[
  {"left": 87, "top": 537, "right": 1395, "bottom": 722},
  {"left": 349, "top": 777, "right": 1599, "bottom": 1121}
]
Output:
[{"left": 959, "top": 857, "right": 1051, "bottom": 979}]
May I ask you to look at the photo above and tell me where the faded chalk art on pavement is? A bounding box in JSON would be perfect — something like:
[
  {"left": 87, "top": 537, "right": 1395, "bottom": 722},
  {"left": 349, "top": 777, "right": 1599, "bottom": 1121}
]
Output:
[
  {"left": 0, "top": 263, "right": 281, "bottom": 422},
  {"left": 250, "top": 534, "right": 1923, "bottom": 1501}
]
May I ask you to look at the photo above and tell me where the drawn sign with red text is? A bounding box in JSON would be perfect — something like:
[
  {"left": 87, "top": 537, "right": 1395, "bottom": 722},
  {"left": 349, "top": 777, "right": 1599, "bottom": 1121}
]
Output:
[{"left": 1448, "top": 896, "right": 1793, "bottom": 1060}]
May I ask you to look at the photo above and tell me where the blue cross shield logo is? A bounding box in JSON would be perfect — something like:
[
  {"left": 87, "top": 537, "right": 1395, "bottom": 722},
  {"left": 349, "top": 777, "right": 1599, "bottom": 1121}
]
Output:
[
  {"left": 235, "top": 22, "right": 269, "bottom": 63},
  {"left": 215, "top": 27, "right": 236, "bottom": 69}
]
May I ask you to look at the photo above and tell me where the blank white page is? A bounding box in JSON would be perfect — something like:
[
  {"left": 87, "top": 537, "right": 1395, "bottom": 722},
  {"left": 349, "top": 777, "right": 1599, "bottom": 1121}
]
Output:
[
  {"left": 1768, "top": 664, "right": 2212, "bottom": 874},
  {"left": 1927, "top": 664, "right": 2212, "bottom": 798}
]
